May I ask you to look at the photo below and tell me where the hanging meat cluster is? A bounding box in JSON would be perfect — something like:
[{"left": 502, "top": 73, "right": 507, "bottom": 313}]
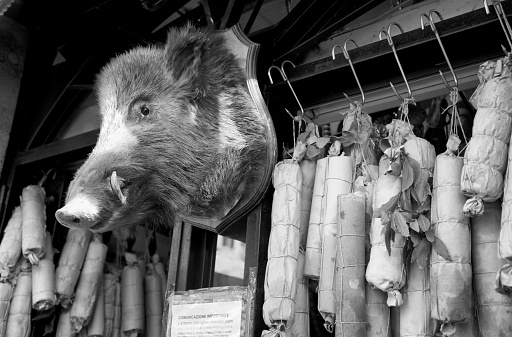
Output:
[
  {"left": 262, "top": 99, "right": 373, "bottom": 336},
  {"left": 0, "top": 184, "right": 55, "bottom": 337},
  {"left": 0, "top": 182, "right": 169, "bottom": 337},
  {"left": 54, "top": 243, "right": 168, "bottom": 337},
  {"left": 263, "top": 41, "right": 512, "bottom": 336}
]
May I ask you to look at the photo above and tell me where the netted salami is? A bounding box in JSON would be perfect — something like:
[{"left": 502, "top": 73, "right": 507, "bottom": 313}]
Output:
[{"left": 461, "top": 57, "right": 512, "bottom": 216}]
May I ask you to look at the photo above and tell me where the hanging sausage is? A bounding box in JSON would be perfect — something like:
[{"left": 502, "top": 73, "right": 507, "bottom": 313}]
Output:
[
  {"left": 289, "top": 149, "right": 317, "bottom": 337},
  {"left": 70, "top": 234, "right": 108, "bottom": 333},
  {"left": 21, "top": 185, "right": 47, "bottom": 265},
  {"left": 0, "top": 207, "right": 22, "bottom": 282},
  {"left": 461, "top": 56, "right": 512, "bottom": 216},
  {"left": 473, "top": 201, "right": 512, "bottom": 336},
  {"left": 31, "top": 232, "right": 56, "bottom": 311},
  {"left": 55, "top": 229, "right": 92, "bottom": 308}
]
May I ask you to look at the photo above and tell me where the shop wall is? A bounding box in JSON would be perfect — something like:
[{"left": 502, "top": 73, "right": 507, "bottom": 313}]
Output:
[{"left": 0, "top": 16, "right": 27, "bottom": 177}]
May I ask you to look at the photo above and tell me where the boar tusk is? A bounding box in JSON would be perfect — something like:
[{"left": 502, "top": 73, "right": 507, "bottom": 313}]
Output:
[{"left": 110, "top": 171, "right": 127, "bottom": 204}]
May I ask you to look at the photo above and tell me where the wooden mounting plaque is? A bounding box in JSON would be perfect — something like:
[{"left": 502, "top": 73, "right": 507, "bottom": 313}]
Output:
[{"left": 179, "top": 24, "right": 277, "bottom": 234}]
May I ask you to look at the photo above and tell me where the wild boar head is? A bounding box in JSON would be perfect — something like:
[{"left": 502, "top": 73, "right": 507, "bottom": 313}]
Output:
[{"left": 55, "top": 24, "right": 269, "bottom": 233}]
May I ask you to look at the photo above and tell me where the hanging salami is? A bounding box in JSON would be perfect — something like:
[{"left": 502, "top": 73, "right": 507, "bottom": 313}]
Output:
[
  {"left": 461, "top": 57, "right": 512, "bottom": 216},
  {"left": 288, "top": 156, "right": 316, "bottom": 337},
  {"left": 366, "top": 172, "right": 405, "bottom": 306},
  {"left": 430, "top": 154, "right": 472, "bottom": 330},
  {"left": 70, "top": 234, "right": 108, "bottom": 333},
  {"left": 263, "top": 160, "right": 302, "bottom": 330},
  {"left": 55, "top": 229, "right": 92, "bottom": 308},
  {"left": 473, "top": 201, "right": 512, "bottom": 336},
  {"left": 317, "top": 150, "right": 353, "bottom": 331},
  {"left": 21, "top": 185, "right": 47, "bottom": 265},
  {"left": 304, "top": 152, "right": 352, "bottom": 280},
  {"left": 0, "top": 207, "right": 22, "bottom": 282},
  {"left": 5, "top": 260, "right": 31, "bottom": 337},
  {"left": 498, "top": 82, "right": 512, "bottom": 290},
  {"left": 335, "top": 192, "right": 366, "bottom": 337},
  {"left": 31, "top": 232, "right": 56, "bottom": 311}
]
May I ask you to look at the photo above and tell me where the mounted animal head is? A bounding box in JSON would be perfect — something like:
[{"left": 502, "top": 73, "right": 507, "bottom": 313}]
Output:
[{"left": 55, "top": 24, "right": 270, "bottom": 234}]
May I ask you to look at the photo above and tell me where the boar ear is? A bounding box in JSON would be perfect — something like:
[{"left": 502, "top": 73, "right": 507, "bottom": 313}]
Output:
[{"left": 165, "top": 24, "right": 212, "bottom": 99}]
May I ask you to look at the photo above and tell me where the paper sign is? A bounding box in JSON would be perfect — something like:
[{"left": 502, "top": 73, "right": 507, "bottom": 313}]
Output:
[{"left": 170, "top": 300, "right": 243, "bottom": 337}]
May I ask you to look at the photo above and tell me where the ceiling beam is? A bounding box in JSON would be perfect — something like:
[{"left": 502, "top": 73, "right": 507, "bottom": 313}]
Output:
[
  {"left": 14, "top": 130, "right": 98, "bottom": 167},
  {"left": 201, "top": 0, "right": 216, "bottom": 28},
  {"left": 219, "top": 0, "right": 246, "bottom": 30},
  {"left": 269, "top": 0, "right": 385, "bottom": 63},
  {"left": 243, "top": 0, "right": 264, "bottom": 34}
]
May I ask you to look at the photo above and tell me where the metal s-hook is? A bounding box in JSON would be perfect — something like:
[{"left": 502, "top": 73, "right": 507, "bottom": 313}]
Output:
[
  {"left": 332, "top": 40, "right": 366, "bottom": 106},
  {"left": 331, "top": 44, "right": 343, "bottom": 60},
  {"left": 420, "top": 10, "right": 459, "bottom": 91},
  {"left": 485, "top": 0, "right": 512, "bottom": 52},
  {"left": 495, "top": 0, "right": 512, "bottom": 38},
  {"left": 378, "top": 29, "right": 388, "bottom": 43},
  {"left": 332, "top": 44, "right": 356, "bottom": 106},
  {"left": 344, "top": 39, "right": 366, "bottom": 106},
  {"left": 267, "top": 65, "right": 297, "bottom": 121},
  {"left": 268, "top": 62, "right": 310, "bottom": 124},
  {"left": 268, "top": 65, "right": 285, "bottom": 84},
  {"left": 281, "top": 60, "right": 305, "bottom": 119},
  {"left": 419, "top": 12, "right": 429, "bottom": 28},
  {"left": 379, "top": 22, "right": 413, "bottom": 102}
]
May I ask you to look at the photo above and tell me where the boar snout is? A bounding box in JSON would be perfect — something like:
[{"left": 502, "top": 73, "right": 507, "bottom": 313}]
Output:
[
  {"left": 55, "top": 195, "right": 101, "bottom": 230},
  {"left": 56, "top": 168, "right": 133, "bottom": 232}
]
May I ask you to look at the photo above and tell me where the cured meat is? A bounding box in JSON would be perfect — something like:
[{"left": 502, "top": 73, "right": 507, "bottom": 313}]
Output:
[{"left": 461, "top": 57, "right": 512, "bottom": 216}]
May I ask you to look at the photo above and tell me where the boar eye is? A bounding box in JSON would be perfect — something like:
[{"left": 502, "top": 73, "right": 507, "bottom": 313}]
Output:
[{"left": 140, "top": 105, "right": 150, "bottom": 117}]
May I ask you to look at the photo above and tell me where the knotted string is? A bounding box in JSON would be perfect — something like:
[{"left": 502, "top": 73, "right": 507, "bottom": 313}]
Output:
[
  {"left": 399, "top": 97, "right": 416, "bottom": 125},
  {"left": 443, "top": 89, "right": 481, "bottom": 216},
  {"left": 261, "top": 325, "right": 286, "bottom": 337},
  {"left": 441, "top": 89, "right": 469, "bottom": 156}
]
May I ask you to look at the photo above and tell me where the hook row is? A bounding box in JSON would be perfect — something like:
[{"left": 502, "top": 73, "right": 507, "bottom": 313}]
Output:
[
  {"left": 327, "top": 11, "right": 461, "bottom": 103},
  {"left": 269, "top": 1, "right": 511, "bottom": 116}
]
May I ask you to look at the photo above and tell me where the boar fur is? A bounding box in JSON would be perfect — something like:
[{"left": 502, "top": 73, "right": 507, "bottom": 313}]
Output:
[{"left": 55, "top": 23, "right": 269, "bottom": 235}]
